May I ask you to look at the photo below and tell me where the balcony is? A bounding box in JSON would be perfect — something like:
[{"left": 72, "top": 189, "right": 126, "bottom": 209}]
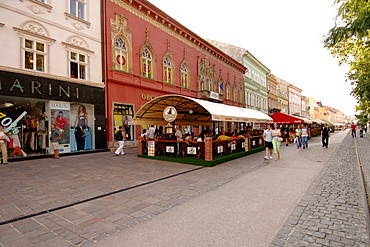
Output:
[{"left": 197, "top": 90, "right": 224, "bottom": 103}]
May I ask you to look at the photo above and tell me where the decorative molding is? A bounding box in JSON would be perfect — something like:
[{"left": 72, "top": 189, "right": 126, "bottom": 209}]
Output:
[
  {"left": 13, "top": 26, "right": 56, "bottom": 45},
  {"left": 27, "top": 5, "right": 44, "bottom": 14},
  {"left": 62, "top": 38, "right": 94, "bottom": 56},
  {"left": 71, "top": 23, "right": 84, "bottom": 30},
  {"left": 26, "top": 0, "right": 53, "bottom": 14},
  {"left": 64, "top": 12, "right": 91, "bottom": 29}
]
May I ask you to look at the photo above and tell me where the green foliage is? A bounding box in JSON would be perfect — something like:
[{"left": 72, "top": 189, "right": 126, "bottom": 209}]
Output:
[{"left": 324, "top": 0, "right": 370, "bottom": 118}]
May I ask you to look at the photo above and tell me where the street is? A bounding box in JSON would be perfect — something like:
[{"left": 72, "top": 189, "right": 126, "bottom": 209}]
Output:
[{"left": 1, "top": 130, "right": 369, "bottom": 246}]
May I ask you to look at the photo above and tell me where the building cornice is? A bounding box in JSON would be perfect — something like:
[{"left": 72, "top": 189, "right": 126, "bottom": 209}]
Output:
[{"left": 109, "top": 0, "right": 247, "bottom": 74}]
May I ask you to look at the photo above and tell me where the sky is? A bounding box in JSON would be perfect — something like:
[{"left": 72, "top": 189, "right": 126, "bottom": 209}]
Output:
[{"left": 148, "top": 0, "right": 358, "bottom": 117}]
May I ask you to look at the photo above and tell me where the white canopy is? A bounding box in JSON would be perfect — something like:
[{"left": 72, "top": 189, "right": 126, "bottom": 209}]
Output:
[{"left": 132, "top": 95, "right": 273, "bottom": 126}]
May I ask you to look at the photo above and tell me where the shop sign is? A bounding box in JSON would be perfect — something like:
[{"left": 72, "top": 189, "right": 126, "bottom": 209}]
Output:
[
  {"left": 0, "top": 111, "right": 27, "bottom": 132},
  {"left": 50, "top": 101, "right": 70, "bottom": 110},
  {"left": 141, "top": 94, "right": 156, "bottom": 101},
  {"left": 0, "top": 77, "right": 80, "bottom": 99},
  {"left": 163, "top": 106, "right": 177, "bottom": 122}
]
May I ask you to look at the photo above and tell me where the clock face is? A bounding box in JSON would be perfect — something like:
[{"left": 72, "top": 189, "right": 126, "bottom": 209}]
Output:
[{"left": 163, "top": 106, "right": 177, "bottom": 122}]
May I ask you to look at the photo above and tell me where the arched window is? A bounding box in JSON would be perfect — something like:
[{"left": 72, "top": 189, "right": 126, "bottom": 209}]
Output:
[
  {"left": 114, "top": 37, "right": 127, "bottom": 71},
  {"left": 233, "top": 84, "right": 238, "bottom": 102},
  {"left": 141, "top": 47, "right": 152, "bottom": 78},
  {"left": 180, "top": 63, "right": 189, "bottom": 88},
  {"left": 218, "top": 78, "right": 224, "bottom": 95},
  {"left": 239, "top": 83, "right": 244, "bottom": 103},
  {"left": 163, "top": 56, "right": 172, "bottom": 84},
  {"left": 226, "top": 81, "right": 231, "bottom": 100}
]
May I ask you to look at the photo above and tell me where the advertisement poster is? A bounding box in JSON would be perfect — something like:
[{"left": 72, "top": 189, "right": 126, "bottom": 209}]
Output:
[{"left": 50, "top": 101, "right": 70, "bottom": 147}]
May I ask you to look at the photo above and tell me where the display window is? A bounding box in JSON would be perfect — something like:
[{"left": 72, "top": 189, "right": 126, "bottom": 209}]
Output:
[
  {"left": 0, "top": 96, "right": 95, "bottom": 158},
  {"left": 113, "top": 104, "right": 134, "bottom": 141}
]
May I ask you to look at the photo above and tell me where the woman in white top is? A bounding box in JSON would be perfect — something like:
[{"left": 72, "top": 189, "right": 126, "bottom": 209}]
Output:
[
  {"left": 300, "top": 124, "right": 309, "bottom": 149},
  {"left": 272, "top": 123, "right": 281, "bottom": 161}
]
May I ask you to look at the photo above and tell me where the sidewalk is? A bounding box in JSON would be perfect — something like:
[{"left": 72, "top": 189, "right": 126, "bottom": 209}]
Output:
[
  {"left": 1, "top": 130, "right": 368, "bottom": 247},
  {"left": 94, "top": 131, "right": 358, "bottom": 247}
]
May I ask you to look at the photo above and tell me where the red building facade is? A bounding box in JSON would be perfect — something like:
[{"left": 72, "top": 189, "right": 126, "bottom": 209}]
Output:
[{"left": 103, "top": 0, "right": 246, "bottom": 145}]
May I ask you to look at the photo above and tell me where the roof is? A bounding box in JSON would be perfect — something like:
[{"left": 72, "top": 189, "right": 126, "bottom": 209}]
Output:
[{"left": 132, "top": 95, "right": 273, "bottom": 126}]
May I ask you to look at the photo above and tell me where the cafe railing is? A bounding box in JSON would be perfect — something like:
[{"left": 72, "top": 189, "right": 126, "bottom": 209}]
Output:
[{"left": 138, "top": 135, "right": 265, "bottom": 161}]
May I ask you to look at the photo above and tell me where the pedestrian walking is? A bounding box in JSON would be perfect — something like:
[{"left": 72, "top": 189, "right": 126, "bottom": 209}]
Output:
[
  {"left": 263, "top": 124, "right": 273, "bottom": 160},
  {"left": 321, "top": 124, "right": 330, "bottom": 148},
  {"left": 295, "top": 125, "right": 302, "bottom": 149},
  {"left": 359, "top": 125, "right": 364, "bottom": 138},
  {"left": 0, "top": 125, "right": 10, "bottom": 164},
  {"left": 351, "top": 123, "right": 357, "bottom": 138},
  {"left": 114, "top": 126, "right": 127, "bottom": 156},
  {"left": 50, "top": 124, "right": 62, "bottom": 159},
  {"left": 301, "top": 124, "right": 309, "bottom": 149},
  {"left": 272, "top": 123, "right": 281, "bottom": 161}
]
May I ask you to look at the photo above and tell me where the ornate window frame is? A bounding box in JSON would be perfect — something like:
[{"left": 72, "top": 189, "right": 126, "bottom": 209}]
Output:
[
  {"left": 114, "top": 36, "right": 129, "bottom": 72},
  {"left": 62, "top": 36, "right": 94, "bottom": 80},
  {"left": 140, "top": 29, "right": 156, "bottom": 80},
  {"left": 13, "top": 22, "right": 56, "bottom": 73},
  {"left": 111, "top": 13, "right": 133, "bottom": 73},
  {"left": 180, "top": 62, "right": 189, "bottom": 89}
]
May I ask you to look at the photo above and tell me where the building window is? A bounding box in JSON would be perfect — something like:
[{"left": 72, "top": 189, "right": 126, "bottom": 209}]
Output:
[
  {"left": 114, "top": 37, "right": 127, "bottom": 72},
  {"left": 218, "top": 79, "right": 224, "bottom": 95},
  {"left": 180, "top": 63, "right": 189, "bottom": 88},
  {"left": 163, "top": 56, "right": 172, "bottom": 84},
  {"left": 24, "top": 39, "right": 46, "bottom": 72},
  {"left": 141, "top": 48, "right": 152, "bottom": 78},
  {"left": 233, "top": 85, "right": 237, "bottom": 102},
  {"left": 239, "top": 84, "right": 243, "bottom": 103},
  {"left": 226, "top": 83, "right": 231, "bottom": 100},
  {"left": 70, "top": 0, "right": 85, "bottom": 19},
  {"left": 114, "top": 104, "right": 134, "bottom": 141},
  {"left": 70, "top": 52, "right": 86, "bottom": 79}
]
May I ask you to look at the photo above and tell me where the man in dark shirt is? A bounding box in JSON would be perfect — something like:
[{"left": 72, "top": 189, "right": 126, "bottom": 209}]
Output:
[{"left": 321, "top": 124, "right": 330, "bottom": 148}]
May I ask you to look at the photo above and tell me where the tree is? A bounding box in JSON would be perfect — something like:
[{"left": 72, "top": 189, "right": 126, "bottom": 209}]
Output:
[{"left": 324, "top": 0, "right": 370, "bottom": 120}]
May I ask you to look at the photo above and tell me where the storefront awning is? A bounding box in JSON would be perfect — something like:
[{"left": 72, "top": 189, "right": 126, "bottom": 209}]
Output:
[
  {"left": 321, "top": 119, "right": 335, "bottom": 126},
  {"left": 132, "top": 95, "right": 273, "bottom": 126},
  {"left": 302, "top": 116, "right": 325, "bottom": 124},
  {"left": 269, "top": 112, "right": 312, "bottom": 124}
]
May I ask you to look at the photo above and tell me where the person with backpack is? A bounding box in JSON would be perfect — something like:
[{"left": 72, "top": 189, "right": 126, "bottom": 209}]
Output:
[{"left": 114, "top": 126, "right": 126, "bottom": 156}]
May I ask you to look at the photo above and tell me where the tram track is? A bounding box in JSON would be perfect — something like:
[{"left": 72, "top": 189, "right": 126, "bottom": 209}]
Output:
[
  {"left": 0, "top": 166, "right": 205, "bottom": 226},
  {"left": 353, "top": 135, "right": 370, "bottom": 237}
]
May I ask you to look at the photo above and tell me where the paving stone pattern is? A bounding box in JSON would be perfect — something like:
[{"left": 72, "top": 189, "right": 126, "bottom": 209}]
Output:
[
  {"left": 270, "top": 133, "right": 370, "bottom": 247},
  {"left": 0, "top": 148, "right": 268, "bottom": 247}
]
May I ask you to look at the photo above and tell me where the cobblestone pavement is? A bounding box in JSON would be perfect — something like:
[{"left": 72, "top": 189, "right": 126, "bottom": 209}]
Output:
[
  {"left": 270, "top": 132, "right": 370, "bottom": 247},
  {"left": 1, "top": 131, "right": 369, "bottom": 247},
  {"left": 0, "top": 142, "right": 269, "bottom": 247}
]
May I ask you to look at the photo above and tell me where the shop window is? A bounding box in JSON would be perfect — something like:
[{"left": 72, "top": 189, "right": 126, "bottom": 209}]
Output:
[
  {"left": 113, "top": 104, "right": 134, "bottom": 141},
  {"left": 163, "top": 56, "right": 172, "bottom": 84},
  {"left": 24, "top": 39, "right": 46, "bottom": 72},
  {"left": 180, "top": 63, "right": 189, "bottom": 88},
  {"left": 69, "top": 51, "right": 86, "bottom": 79},
  {"left": 141, "top": 48, "right": 152, "bottom": 79},
  {"left": 114, "top": 37, "right": 128, "bottom": 71},
  {"left": 70, "top": 0, "right": 86, "bottom": 20}
]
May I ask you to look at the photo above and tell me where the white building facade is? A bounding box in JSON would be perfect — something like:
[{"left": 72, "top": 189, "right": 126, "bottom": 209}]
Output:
[{"left": 0, "top": 0, "right": 106, "bottom": 157}]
